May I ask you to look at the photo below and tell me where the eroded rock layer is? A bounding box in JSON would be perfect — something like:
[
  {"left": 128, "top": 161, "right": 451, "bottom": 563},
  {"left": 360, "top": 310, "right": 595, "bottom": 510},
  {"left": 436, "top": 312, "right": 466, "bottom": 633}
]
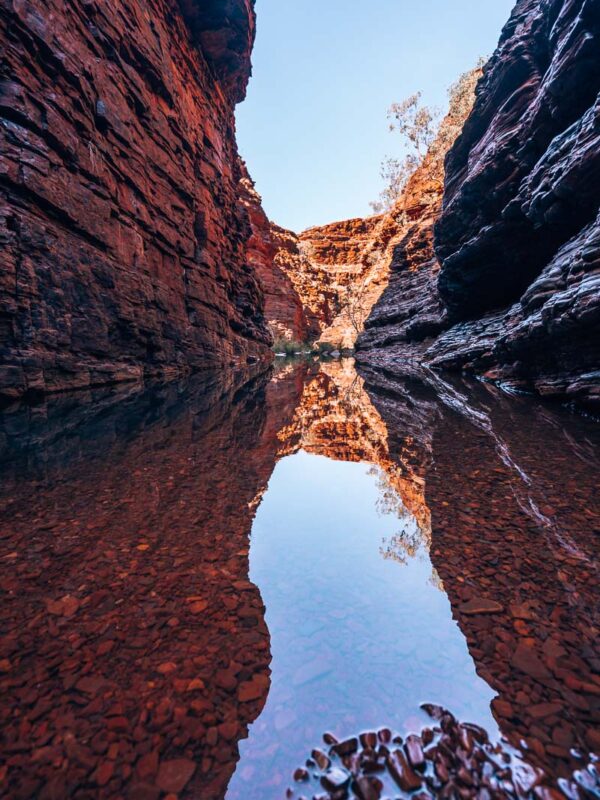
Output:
[
  {"left": 359, "top": 0, "right": 600, "bottom": 408},
  {"left": 0, "top": 0, "right": 271, "bottom": 402}
]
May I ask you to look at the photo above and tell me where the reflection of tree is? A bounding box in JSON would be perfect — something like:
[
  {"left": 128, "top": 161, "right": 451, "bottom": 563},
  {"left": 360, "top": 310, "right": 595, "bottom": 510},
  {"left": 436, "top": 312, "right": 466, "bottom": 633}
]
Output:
[
  {"left": 380, "top": 527, "right": 422, "bottom": 566},
  {"left": 369, "top": 466, "right": 441, "bottom": 590},
  {"left": 429, "top": 567, "right": 444, "bottom": 592},
  {"left": 370, "top": 466, "right": 426, "bottom": 565}
]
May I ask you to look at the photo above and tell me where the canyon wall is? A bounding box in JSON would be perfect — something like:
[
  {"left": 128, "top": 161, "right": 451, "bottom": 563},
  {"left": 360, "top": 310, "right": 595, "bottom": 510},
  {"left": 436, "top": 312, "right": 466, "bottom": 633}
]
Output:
[
  {"left": 261, "top": 212, "right": 406, "bottom": 350},
  {"left": 237, "top": 164, "right": 317, "bottom": 344},
  {"left": 358, "top": 0, "right": 600, "bottom": 409},
  {"left": 0, "top": 0, "right": 271, "bottom": 403},
  {"left": 273, "top": 67, "right": 483, "bottom": 354}
]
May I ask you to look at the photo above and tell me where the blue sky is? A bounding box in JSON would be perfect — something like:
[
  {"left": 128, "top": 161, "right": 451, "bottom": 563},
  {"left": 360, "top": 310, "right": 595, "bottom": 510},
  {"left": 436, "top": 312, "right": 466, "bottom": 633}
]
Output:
[{"left": 236, "top": 0, "right": 515, "bottom": 232}]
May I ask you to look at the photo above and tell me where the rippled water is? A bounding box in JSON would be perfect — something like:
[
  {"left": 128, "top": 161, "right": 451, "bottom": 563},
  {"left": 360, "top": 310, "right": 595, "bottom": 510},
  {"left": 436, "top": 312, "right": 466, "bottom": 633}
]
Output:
[{"left": 0, "top": 358, "right": 598, "bottom": 799}]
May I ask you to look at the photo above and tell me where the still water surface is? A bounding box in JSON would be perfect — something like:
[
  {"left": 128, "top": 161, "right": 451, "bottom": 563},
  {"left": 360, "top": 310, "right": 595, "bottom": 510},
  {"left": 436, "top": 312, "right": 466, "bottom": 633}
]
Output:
[
  {"left": 228, "top": 451, "right": 497, "bottom": 797},
  {"left": 0, "top": 358, "right": 598, "bottom": 799}
]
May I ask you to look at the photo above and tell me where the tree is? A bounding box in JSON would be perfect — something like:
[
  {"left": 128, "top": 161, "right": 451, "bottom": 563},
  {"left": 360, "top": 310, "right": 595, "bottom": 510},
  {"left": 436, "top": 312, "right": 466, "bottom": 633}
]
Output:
[
  {"left": 370, "top": 93, "right": 440, "bottom": 213},
  {"left": 387, "top": 92, "right": 440, "bottom": 157},
  {"left": 370, "top": 61, "right": 485, "bottom": 214},
  {"left": 370, "top": 154, "right": 419, "bottom": 215},
  {"left": 344, "top": 276, "right": 373, "bottom": 335}
]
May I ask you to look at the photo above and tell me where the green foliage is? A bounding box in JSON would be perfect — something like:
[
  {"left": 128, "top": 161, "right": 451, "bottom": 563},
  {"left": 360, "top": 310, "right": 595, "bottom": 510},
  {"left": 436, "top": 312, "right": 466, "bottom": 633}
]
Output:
[{"left": 272, "top": 339, "right": 307, "bottom": 355}]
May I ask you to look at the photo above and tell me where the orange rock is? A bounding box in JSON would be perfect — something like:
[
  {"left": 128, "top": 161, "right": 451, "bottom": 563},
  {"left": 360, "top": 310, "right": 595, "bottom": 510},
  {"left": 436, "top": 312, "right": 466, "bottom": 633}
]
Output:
[
  {"left": 95, "top": 760, "right": 114, "bottom": 787},
  {"left": 157, "top": 662, "right": 178, "bottom": 675},
  {"left": 238, "top": 674, "right": 269, "bottom": 702}
]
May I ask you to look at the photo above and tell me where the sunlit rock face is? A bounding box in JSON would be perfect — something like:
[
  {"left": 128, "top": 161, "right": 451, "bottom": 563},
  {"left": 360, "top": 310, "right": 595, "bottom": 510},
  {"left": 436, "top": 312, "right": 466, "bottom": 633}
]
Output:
[
  {"left": 351, "top": 172, "right": 445, "bottom": 355},
  {"left": 0, "top": 0, "right": 270, "bottom": 403},
  {"left": 309, "top": 68, "right": 480, "bottom": 354},
  {"left": 359, "top": 0, "right": 600, "bottom": 408},
  {"left": 0, "top": 368, "right": 303, "bottom": 799},
  {"left": 293, "top": 218, "right": 391, "bottom": 350},
  {"left": 264, "top": 203, "right": 429, "bottom": 352}
]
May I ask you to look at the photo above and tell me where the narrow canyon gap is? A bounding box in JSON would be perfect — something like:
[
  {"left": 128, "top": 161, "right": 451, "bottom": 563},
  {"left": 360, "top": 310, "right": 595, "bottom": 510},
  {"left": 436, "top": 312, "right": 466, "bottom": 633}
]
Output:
[{"left": 0, "top": 0, "right": 599, "bottom": 799}]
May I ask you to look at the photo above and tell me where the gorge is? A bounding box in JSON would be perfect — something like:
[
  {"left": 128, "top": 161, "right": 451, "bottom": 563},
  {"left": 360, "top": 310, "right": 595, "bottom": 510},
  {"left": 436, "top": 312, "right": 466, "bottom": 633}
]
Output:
[
  {"left": 0, "top": 0, "right": 599, "bottom": 799},
  {"left": 1, "top": 0, "right": 598, "bottom": 407}
]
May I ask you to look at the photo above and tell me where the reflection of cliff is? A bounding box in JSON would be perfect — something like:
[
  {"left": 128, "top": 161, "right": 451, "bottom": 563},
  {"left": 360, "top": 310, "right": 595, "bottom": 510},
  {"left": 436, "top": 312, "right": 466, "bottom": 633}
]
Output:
[
  {"left": 361, "top": 364, "right": 600, "bottom": 781},
  {"left": 277, "top": 359, "right": 431, "bottom": 541},
  {"left": 0, "top": 368, "right": 303, "bottom": 799}
]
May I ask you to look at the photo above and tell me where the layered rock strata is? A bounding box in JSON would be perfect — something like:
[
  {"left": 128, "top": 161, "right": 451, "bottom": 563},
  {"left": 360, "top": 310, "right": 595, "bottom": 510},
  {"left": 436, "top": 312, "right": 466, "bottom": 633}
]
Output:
[
  {"left": 0, "top": 0, "right": 271, "bottom": 402},
  {"left": 237, "top": 164, "right": 316, "bottom": 343},
  {"left": 265, "top": 212, "right": 409, "bottom": 351},
  {"left": 359, "top": 0, "right": 600, "bottom": 408}
]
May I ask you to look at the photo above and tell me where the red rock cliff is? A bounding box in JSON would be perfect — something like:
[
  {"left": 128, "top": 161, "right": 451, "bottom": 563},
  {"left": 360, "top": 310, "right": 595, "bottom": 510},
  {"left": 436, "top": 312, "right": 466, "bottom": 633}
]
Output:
[
  {"left": 237, "top": 163, "right": 316, "bottom": 343},
  {"left": 0, "top": 0, "right": 271, "bottom": 402}
]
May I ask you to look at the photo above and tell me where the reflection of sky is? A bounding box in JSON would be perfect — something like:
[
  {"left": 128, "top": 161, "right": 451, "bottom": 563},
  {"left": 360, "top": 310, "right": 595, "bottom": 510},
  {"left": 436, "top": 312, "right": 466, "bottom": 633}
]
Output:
[{"left": 227, "top": 451, "right": 497, "bottom": 799}]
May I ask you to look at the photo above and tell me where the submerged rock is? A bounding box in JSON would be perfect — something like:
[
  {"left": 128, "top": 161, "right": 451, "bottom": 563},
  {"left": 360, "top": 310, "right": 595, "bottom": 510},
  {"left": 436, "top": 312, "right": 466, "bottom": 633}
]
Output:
[{"left": 290, "top": 706, "right": 600, "bottom": 799}]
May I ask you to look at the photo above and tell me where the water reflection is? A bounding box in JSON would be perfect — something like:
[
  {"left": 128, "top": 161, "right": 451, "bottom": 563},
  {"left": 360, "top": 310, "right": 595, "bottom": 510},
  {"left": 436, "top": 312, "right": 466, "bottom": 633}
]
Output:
[
  {"left": 0, "top": 359, "right": 598, "bottom": 800},
  {"left": 227, "top": 451, "right": 496, "bottom": 799},
  {"left": 0, "top": 368, "right": 297, "bottom": 800}
]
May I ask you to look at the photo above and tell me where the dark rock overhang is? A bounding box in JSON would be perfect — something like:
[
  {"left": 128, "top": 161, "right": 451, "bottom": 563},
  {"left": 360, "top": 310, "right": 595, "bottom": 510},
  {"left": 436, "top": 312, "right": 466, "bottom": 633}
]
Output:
[{"left": 177, "top": 0, "right": 256, "bottom": 103}]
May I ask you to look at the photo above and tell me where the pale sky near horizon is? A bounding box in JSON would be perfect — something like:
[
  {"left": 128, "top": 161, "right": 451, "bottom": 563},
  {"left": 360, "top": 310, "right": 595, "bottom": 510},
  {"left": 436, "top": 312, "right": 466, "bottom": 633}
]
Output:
[{"left": 236, "top": 0, "right": 515, "bottom": 233}]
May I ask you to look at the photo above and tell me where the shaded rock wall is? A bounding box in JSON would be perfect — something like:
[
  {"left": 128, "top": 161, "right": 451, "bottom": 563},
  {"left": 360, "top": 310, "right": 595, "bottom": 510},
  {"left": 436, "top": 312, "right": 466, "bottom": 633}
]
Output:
[
  {"left": 430, "top": 0, "right": 600, "bottom": 404},
  {"left": 237, "top": 165, "right": 316, "bottom": 343},
  {"left": 0, "top": 0, "right": 271, "bottom": 402},
  {"left": 358, "top": 0, "right": 600, "bottom": 408}
]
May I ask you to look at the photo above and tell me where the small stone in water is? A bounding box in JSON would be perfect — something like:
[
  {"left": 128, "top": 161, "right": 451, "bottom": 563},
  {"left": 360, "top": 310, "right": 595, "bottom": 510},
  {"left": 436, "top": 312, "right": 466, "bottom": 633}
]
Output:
[
  {"left": 377, "top": 728, "right": 391, "bottom": 744},
  {"left": 387, "top": 749, "right": 422, "bottom": 792},
  {"left": 155, "top": 759, "right": 196, "bottom": 794},
  {"left": 311, "top": 749, "right": 330, "bottom": 770},
  {"left": 331, "top": 737, "right": 358, "bottom": 757},
  {"left": 405, "top": 734, "right": 425, "bottom": 771},
  {"left": 459, "top": 597, "right": 503, "bottom": 615},
  {"left": 360, "top": 731, "right": 377, "bottom": 749},
  {"left": 320, "top": 766, "right": 351, "bottom": 791},
  {"left": 353, "top": 775, "right": 383, "bottom": 800},
  {"left": 294, "top": 767, "right": 309, "bottom": 782}
]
